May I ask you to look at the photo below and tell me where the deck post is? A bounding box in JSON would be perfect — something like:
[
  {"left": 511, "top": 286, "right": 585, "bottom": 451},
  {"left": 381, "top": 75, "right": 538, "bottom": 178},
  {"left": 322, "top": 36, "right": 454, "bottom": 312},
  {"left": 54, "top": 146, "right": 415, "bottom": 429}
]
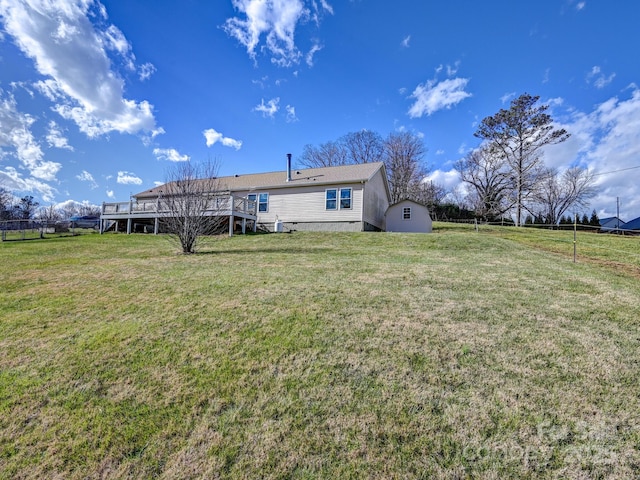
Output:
[
  {"left": 242, "top": 217, "right": 246, "bottom": 234},
  {"left": 229, "top": 214, "right": 234, "bottom": 237},
  {"left": 100, "top": 202, "right": 105, "bottom": 234},
  {"left": 127, "top": 218, "right": 132, "bottom": 234},
  {"left": 154, "top": 217, "right": 159, "bottom": 235}
]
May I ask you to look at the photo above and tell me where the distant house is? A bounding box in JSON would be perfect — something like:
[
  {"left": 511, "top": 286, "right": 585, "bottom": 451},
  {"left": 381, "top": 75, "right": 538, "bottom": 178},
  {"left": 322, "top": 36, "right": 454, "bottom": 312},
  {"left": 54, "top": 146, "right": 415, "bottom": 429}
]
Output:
[
  {"left": 385, "top": 199, "right": 432, "bottom": 233},
  {"left": 620, "top": 216, "right": 640, "bottom": 235},
  {"left": 102, "top": 161, "right": 391, "bottom": 234},
  {"left": 599, "top": 217, "right": 626, "bottom": 233}
]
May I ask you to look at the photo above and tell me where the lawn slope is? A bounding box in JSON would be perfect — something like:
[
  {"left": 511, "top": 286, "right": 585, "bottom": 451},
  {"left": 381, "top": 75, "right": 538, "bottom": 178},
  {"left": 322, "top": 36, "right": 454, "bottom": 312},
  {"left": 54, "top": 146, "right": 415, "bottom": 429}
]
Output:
[{"left": 1, "top": 229, "right": 639, "bottom": 478}]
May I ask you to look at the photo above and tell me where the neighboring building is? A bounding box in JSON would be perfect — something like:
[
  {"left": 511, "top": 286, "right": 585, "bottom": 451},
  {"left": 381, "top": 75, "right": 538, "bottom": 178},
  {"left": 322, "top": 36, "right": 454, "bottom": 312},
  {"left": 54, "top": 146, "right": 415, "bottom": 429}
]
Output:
[
  {"left": 620, "top": 216, "right": 640, "bottom": 235},
  {"left": 599, "top": 217, "right": 627, "bottom": 233},
  {"left": 385, "top": 199, "right": 432, "bottom": 233},
  {"left": 106, "top": 161, "right": 391, "bottom": 233}
]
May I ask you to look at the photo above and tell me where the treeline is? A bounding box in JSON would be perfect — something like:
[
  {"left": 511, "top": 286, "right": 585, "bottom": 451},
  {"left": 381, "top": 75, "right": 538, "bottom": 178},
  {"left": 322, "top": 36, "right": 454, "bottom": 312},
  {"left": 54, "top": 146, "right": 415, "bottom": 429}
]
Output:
[
  {"left": 523, "top": 210, "right": 601, "bottom": 230},
  {"left": 0, "top": 187, "right": 99, "bottom": 222}
]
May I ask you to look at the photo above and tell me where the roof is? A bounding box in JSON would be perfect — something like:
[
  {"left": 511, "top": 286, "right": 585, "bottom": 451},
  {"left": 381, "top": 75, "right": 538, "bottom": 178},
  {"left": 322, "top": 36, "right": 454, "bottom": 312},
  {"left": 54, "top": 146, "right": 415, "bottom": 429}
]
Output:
[
  {"left": 387, "top": 199, "right": 429, "bottom": 209},
  {"left": 135, "top": 162, "right": 387, "bottom": 199},
  {"left": 620, "top": 216, "right": 640, "bottom": 231},
  {"left": 599, "top": 217, "right": 626, "bottom": 227}
]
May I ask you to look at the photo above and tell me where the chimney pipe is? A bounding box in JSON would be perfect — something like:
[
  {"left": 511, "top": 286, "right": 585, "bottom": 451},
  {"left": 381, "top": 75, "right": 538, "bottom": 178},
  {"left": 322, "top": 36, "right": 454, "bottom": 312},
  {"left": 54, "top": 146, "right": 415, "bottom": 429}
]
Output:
[{"left": 286, "top": 153, "right": 292, "bottom": 182}]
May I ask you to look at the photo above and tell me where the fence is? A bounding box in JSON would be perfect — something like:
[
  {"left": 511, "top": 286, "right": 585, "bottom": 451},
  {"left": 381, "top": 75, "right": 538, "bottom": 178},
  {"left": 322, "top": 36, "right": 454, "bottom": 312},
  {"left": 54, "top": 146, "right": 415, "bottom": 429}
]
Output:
[
  {"left": 440, "top": 219, "right": 640, "bottom": 274},
  {"left": 1, "top": 220, "right": 45, "bottom": 241},
  {"left": 1, "top": 219, "right": 99, "bottom": 241}
]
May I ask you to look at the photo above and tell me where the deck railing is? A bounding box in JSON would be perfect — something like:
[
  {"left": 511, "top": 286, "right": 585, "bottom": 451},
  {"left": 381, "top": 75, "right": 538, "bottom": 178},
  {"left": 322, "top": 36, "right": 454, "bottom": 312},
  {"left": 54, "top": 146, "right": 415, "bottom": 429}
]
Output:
[{"left": 102, "top": 194, "right": 256, "bottom": 217}]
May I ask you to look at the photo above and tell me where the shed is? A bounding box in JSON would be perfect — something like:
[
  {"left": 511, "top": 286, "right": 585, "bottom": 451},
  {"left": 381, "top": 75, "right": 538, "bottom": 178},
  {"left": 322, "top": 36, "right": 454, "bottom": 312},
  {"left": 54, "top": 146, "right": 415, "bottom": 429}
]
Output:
[{"left": 385, "top": 199, "right": 432, "bottom": 233}]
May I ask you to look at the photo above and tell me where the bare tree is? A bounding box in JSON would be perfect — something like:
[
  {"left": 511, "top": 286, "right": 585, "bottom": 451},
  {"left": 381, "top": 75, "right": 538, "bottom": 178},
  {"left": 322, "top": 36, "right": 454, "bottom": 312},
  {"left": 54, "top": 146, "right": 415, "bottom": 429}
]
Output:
[
  {"left": 299, "top": 140, "right": 348, "bottom": 168},
  {"left": 342, "top": 130, "right": 384, "bottom": 164},
  {"left": 160, "top": 160, "right": 225, "bottom": 254},
  {"left": 474, "top": 93, "right": 570, "bottom": 226},
  {"left": 533, "top": 166, "right": 597, "bottom": 225},
  {"left": 383, "top": 131, "right": 427, "bottom": 204},
  {"left": 299, "top": 130, "right": 385, "bottom": 168},
  {"left": 412, "top": 180, "right": 447, "bottom": 210},
  {"left": 454, "top": 145, "right": 515, "bottom": 221},
  {"left": 36, "top": 205, "right": 63, "bottom": 223},
  {"left": 299, "top": 130, "right": 430, "bottom": 205},
  {"left": 0, "top": 187, "right": 13, "bottom": 220}
]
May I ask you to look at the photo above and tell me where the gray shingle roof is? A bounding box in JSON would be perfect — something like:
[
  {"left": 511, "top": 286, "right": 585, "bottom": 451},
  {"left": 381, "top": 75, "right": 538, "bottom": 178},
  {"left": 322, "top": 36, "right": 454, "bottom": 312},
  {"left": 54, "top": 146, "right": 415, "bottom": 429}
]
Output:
[{"left": 135, "top": 162, "right": 386, "bottom": 198}]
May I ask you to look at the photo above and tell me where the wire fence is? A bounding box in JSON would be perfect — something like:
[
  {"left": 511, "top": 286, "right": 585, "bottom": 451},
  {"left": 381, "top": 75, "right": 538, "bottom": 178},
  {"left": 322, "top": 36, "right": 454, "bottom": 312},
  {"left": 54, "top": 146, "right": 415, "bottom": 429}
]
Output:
[
  {"left": 441, "top": 219, "right": 640, "bottom": 274},
  {"left": 0, "top": 220, "right": 99, "bottom": 241}
]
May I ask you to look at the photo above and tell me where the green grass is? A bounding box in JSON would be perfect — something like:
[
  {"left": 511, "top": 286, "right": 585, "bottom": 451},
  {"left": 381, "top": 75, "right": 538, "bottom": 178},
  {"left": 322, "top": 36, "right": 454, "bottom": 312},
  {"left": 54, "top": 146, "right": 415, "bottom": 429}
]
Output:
[{"left": 1, "top": 226, "right": 639, "bottom": 479}]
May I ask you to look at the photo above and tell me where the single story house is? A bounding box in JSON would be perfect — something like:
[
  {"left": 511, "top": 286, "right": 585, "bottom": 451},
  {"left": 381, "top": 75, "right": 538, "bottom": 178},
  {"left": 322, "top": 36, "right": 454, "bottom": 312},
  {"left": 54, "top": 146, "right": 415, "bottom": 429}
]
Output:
[
  {"left": 620, "top": 216, "right": 640, "bottom": 235},
  {"left": 599, "top": 216, "right": 626, "bottom": 233},
  {"left": 103, "top": 161, "right": 391, "bottom": 233},
  {"left": 385, "top": 199, "right": 432, "bottom": 233}
]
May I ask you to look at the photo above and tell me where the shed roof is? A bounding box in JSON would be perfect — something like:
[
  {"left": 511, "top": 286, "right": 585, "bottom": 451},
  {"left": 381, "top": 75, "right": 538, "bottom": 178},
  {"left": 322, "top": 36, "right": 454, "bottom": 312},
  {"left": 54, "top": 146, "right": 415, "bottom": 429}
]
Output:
[{"left": 135, "top": 162, "right": 387, "bottom": 199}]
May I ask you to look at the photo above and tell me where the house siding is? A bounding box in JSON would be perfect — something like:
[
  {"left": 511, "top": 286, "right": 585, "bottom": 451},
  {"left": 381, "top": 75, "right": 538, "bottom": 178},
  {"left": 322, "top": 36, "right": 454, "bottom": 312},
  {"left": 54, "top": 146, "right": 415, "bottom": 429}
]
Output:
[
  {"left": 362, "top": 168, "right": 390, "bottom": 231},
  {"left": 235, "top": 183, "right": 365, "bottom": 230}
]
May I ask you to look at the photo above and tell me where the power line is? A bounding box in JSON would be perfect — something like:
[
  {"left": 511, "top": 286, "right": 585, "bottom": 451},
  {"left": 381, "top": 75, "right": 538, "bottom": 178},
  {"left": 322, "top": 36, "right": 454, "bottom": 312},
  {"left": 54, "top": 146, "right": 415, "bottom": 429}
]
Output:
[{"left": 592, "top": 165, "right": 640, "bottom": 177}]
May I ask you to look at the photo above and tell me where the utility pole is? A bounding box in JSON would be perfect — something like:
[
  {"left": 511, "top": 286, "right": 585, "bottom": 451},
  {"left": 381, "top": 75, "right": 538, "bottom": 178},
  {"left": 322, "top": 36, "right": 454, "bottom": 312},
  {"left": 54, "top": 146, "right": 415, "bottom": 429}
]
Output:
[{"left": 616, "top": 197, "right": 620, "bottom": 234}]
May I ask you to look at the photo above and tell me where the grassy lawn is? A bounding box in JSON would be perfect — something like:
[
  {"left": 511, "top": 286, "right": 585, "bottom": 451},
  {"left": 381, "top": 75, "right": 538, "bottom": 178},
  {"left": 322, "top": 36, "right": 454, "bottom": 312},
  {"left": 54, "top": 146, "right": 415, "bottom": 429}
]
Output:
[{"left": 1, "top": 226, "right": 639, "bottom": 478}]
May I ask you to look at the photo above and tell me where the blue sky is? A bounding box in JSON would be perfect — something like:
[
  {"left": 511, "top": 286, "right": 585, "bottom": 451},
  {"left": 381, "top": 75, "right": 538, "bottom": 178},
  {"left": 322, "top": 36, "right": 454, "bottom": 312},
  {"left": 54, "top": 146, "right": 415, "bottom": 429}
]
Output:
[{"left": 1, "top": 0, "right": 639, "bottom": 219}]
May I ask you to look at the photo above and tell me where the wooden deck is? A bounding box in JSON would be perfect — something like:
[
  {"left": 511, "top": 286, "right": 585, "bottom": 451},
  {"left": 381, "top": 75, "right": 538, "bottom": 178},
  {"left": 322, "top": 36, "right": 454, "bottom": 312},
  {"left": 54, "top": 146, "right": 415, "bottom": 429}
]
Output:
[{"left": 100, "top": 194, "right": 257, "bottom": 236}]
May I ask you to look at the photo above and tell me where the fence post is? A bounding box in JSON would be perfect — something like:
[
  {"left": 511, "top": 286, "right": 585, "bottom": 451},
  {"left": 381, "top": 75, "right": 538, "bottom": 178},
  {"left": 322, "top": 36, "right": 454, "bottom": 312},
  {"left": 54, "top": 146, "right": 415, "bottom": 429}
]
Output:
[{"left": 573, "top": 213, "right": 577, "bottom": 263}]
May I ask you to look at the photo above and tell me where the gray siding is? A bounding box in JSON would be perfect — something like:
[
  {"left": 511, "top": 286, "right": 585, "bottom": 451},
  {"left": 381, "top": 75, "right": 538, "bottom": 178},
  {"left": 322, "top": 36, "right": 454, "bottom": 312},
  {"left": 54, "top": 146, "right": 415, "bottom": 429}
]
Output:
[
  {"left": 386, "top": 200, "right": 432, "bottom": 233},
  {"left": 362, "top": 168, "right": 389, "bottom": 231},
  {"left": 236, "top": 183, "right": 364, "bottom": 229}
]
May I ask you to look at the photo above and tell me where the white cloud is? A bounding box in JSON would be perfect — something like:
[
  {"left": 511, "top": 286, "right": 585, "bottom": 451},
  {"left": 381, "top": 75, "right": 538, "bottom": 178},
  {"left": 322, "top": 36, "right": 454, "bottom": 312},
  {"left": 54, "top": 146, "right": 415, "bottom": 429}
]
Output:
[
  {"left": 55, "top": 198, "right": 99, "bottom": 212},
  {"left": 285, "top": 105, "right": 298, "bottom": 123},
  {"left": 306, "top": 42, "right": 323, "bottom": 67},
  {"left": 446, "top": 61, "right": 460, "bottom": 76},
  {"left": 401, "top": 35, "right": 411, "bottom": 48},
  {"left": 254, "top": 97, "right": 280, "bottom": 118},
  {"left": 0, "top": 166, "right": 57, "bottom": 202},
  {"left": 408, "top": 78, "right": 472, "bottom": 118},
  {"left": 203, "top": 128, "right": 243, "bottom": 150},
  {"left": 106, "top": 189, "right": 114, "bottom": 198},
  {"left": 138, "top": 62, "right": 156, "bottom": 81},
  {"left": 427, "top": 168, "right": 461, "bottom": 191},
  {"left": 500, "top": 92, "right": 516, "bottom": 104},
  {"left": 586, "top": 66, "right": 615, "bottom": 89},
  {"left": 0, "top": 0, "right": 158, "bottom": 138},
  {"left": 0, "top": 90, "right": 62, "bottom": 181},
  {"left": 116, "top": 171, "right": 142, "bottom": 185},
  {"left": 76, "top": 170, "right": 98, "bottom": 189},
  {"left": 576, "top": 2, "right": 586, "bottom": 11},
  {"left": 46, "top": 121, "right": 74, "bottom": 150},
  {"left": 153, "top": 148, "right": 190, "bottom": 162},
  {"left": 223, "top": 0, "right": 333, "bottom": 67}
]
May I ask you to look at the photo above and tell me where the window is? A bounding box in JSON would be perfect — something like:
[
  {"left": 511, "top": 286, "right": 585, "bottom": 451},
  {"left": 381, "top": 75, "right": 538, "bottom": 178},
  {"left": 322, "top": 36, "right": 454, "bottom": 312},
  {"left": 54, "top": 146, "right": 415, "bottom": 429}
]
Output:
[
  {"left": 403, "top": 207, "right": 411, "bottom": 220},
  {"left": 340, "top": 188, "right": 352, "bottom": 209},
  {"left": 247, "top": 193, "right": 257, "bottom": 212},
  {"left": 327, "top": 188, "right": 352, "bottom": 210},
  {"left": 325, "top": 189, "right": 337, "bottom": 210},
  {"left": 258, "top": 193, "right": 269, "bottom": 212}
]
